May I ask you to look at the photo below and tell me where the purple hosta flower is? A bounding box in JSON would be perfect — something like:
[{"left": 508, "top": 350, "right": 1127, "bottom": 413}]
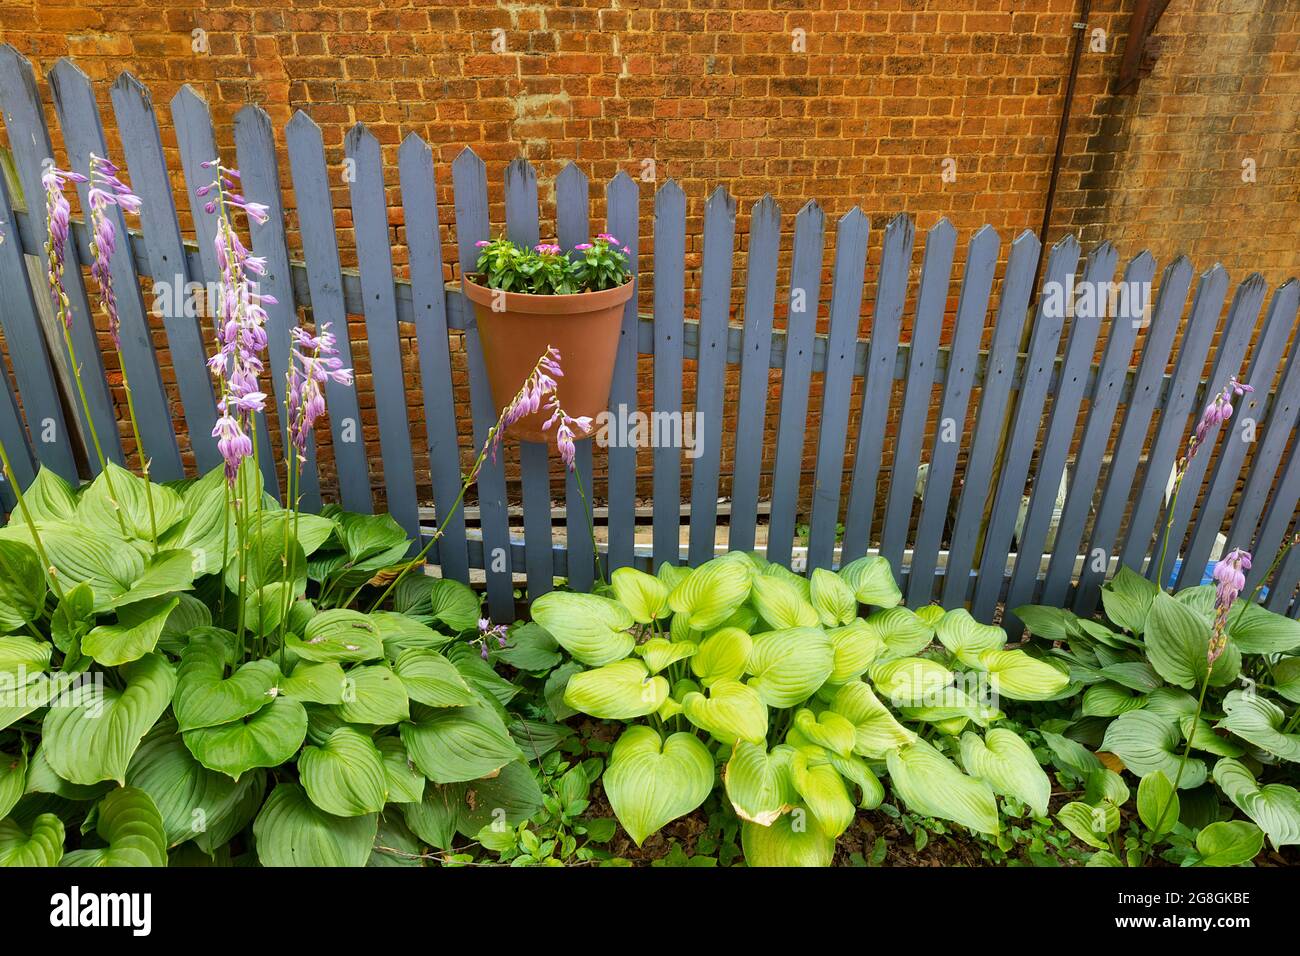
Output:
[
  {"left": 1187, "top": 375, "right": 1254, "bottom": 465},
  {"left": 212, "top": 412, "right": 253, "bottom": 483},
  {"left": 543, "top": 393, "right": 593, "bottom": 472},
  {"left": 489, "top": 346, "right": 563, "bottom": 462},
  {"left": 197, "top": 161, "right": 269, "bottom": 224},
  {"left": 86, "top": 153, "right": 143, "bottom": 348},
  {"left": 286, "top": 323, "right": 353, "bottom": 455},
  {"left": 1209, "top": 547, "right": 1252, "bottom": 663},
  {"left": 41, "top": 164, "right": 88, "bottom": 326},
  {"left": 475, "top": 617, "right": 508, "bottom": 659}
]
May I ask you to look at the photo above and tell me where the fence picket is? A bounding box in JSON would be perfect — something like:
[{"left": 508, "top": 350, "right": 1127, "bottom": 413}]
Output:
[
  {"left": 879, "top": 218, "right": 955, "bottom": 573},
  {"left": 0, "top": 45, "right": 122, "bottom": 471},
  {"left": 728, "top": 196, "right": 781, "bottom": 555},
  {"left": 768, "top": 201, "right": 826, "bottom": 568},
  {"left": 940, "top": 231, "right": 1040, "bottom": 609},
  {"left": 49, "top": 58, "right": 181, "bottom": 481},
  {"left": 284, "top": 111, "right": 371, "bottom": 514},
  {"left": 651, "top": 180, "right": 687, "bottom": 567},
  {"left": 687, "top": 188, "right": 737, "bottom": 566},
  {"left": 1003, "top": 241, "right": 1118, "bottom": 628},
  {"left": 555, "top": 162, "right": 594, "bottom": 591},
  {"left": 109, "top": 72, "right": 221, "bottom": 476},
  {"left": 1266, "top": 526, "right": 1300, "bottom": 615},
  {"left": 807, "top": 208, "right": 871, "bottom": 571},
  {"left": 606, "top": 172, "right": 640, "bottom": 572},
  {"left": 398, "top": 133, "right": 470, "bottom": 582},
  {"left": 452, "top": 147, "right": 514, "bottom": 618},
  {"left": 0, "top": 358, "right": 34, "bottom": 501},
  {"left": 907, "top": 226, "right": 1000, "bottom": 607},
  {"left": 1039, "top": 251, "right": 1155, "bottom": 608}
]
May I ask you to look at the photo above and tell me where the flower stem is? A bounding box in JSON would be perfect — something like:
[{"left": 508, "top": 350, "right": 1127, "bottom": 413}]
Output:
[
  {"left": 571, "top": 459, "right": 606, "bottom": 587},
  {"left": 1154, "top": 473, "right": 1184, "bottom": 590},
  {"left": 61, "top": 326, "right": 129, "bottom": 539},
  {"left": 1150, "top": 669, "right": 1210, "bottom": 841},
  {"left": 116, "top": 354, "right": 158, "bottom": 548},
  {"left": 0, "top": 439, "right": 64, "bottom": 601}
]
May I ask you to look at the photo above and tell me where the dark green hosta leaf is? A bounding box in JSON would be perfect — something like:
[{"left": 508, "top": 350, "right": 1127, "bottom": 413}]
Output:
[
  {"left": 1012, "top": 604, "right": 1083, "bottom": 641},
  {"left": 403, "top": 760, "right": 544, "bottom": 848},
  {"left": 399, "top": 705, "right": 522, "bottom": 784},
  {"left": 1, "top": 521, "right": 142, "bottom": 612},
  {"left": 531, "top": 591, "right": 635, "bottom": 666},
  {"left": 108, "top": 549, "right": 196, "bottom": 610},
  {"left": 25, "top": 742, "right": 111, "bottom": 800},
  {"left": 77, "top": 461, "right": 184, "bottom": 541},
  {"left": 1101, "top": 710, "right": 1206, "bottom": 788},
  {"left": 62, "top": 786, "right": 167, "bottom": 867},
  {"left": 374, "top": 611, "right": 452, "bottom": 659},
  {"left": 393, "top": 649, "right": 475, "bottom": 707},
  {"left": 494, "top": 622, "right": 562, "bottom": 672},
  {"left": 603, "top": 725, "right": 714, "bottom": 846},
  {"left": 1082, "top": 682, "right": 1148, "bottom": 717},
  {"left": 0, "top": 539, "right": 46, "bottom": 632},
  {"left": 1228, "top": 601, "right": 1300, "bottom": 655},
  {"left": 334, "top": 665, "right": 409, "bottom": 725},
  {"left": 1146, "top": 591, "right": 1239, "bottom": 690},
  {"left": 43, "top": 653, "right": 176, "bottom": 785},
  {"left": 377, "top": 736, "right": 425, "bottom": 804},
  {"left": 1136, "top": 770, "right": 1178, "bottom": 836},
  {"left": 1216, "top": 690, "right": 1300, "bottom": 762},
  {"left": 1100, "top": 567, "right": 1157, "bottom": 634},
  {"left": 242, "top": 582, "right": 293, "bottom": 640},
  {"left": 0, "top": 635, "right": 52, "bottom": 679},
  {"left": 174, "top": 633, "right": 280, "bottom": 732},
  {"left": 337, "top": 510, "right": 410, "bottom": 564},
  {"left": 370, "top": 813, "right": 425, "bottom": 867},
  {"left": 224, "top": 516, "right": 307, "bottom": 596},
  {"left": 1273, "top": 657, "right": 1300, "bottom": 704},
  {"left": 394, "top": 577, "right": 480, "bottom": 634},
  {"left": 299, "top": 727, "right": 388, "bottom": 817},
  {"left": 288, "top": 609, "right": 384, "bottom": 662},
  {"left": 253, "top": 782, "right": 377, "bottom": 867},
  {"left": 82, "top": 596, "right": 178, "bottom": 667},
  {"left": 157, "top": 593, "right": 211, "bottom": 657},
  {"left": 161, "top": 463, "right": 260, "bottom": 575},
  {"left": 183, "top": 695, "right": 308, "bottom": 780},
  {"left": 0, "top": 812, "right": 64, "bottom": 866}
]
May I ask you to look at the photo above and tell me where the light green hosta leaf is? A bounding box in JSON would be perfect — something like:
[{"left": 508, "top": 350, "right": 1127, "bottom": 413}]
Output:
[
  {"left": 1216, "top": 690, "right": 1300, "bottom": 762},
  {"left": 977, "top": 648, "right": 1070, "bottom": 701},
  {"left": 1040, "top": 730, "right": 1104, "bottom": 776},
  {"left": 742, "top": 806, "right": 835, "bottom": 867},
  {"left": 0, "top": 540, "right": 46, "bottom": 632},
  {"left": 791, "top": 747, "right": 855, "bottom": 838},
  {"left": 887, "top": 739, "right": 999, "bottom": 835},
  {"left": 1273, "top": 657, "right": 1300, "bottom": 704},
  {"left": 77, "top": 461, "right": 184, "bottom": 541},
  {"left": 183, "top": 695, "right": 308, "bottom": 780},
  {"left": 563, "top": 659, "right": 669, "bottom": 720},
  {"left": 299, "top": 727, "right": 388, "bottom": 817},
  {"left": 43, "top": 653, "right": 176, "bottom": 785},
  {"left": 0, "top": 670, "right": 80, "bottom": 732},
  {"left": 691, "top": 627, "right": 752, "bottom": 686},
  {"left": 1136, "top": 770, "right": 1179, "bottom": 836},
  {"left": 0, "top": 748, "right": 26, "bottom": 820},
  {"left": 1228, "top": 601, "right": 1300, "bottom": 655},
  {"left": 810, "top": 568, "right": 857, "bottom": 627},
  {"left": 869, "top": 607, "right": 935, "bottom": 661},
  {"left": 254, "top": 782, "right": 377, "bottom": 867},
  {"left": 1213, "top": 758, "right": 1300, "bottom": 848},
  {"left": 62, "top": 786, "right": 167, "bottom": 867},
  {"left": 1102, "top": 710, "right": 1206, "bottom": 788},
  {"left": 611, "top": 567, "right": 669, "bottom": 623},
  {"left": 1082, "top": 682, "right": 1148, "bottom": 717},
  {"left": 392, "top": 649, "right": 475, "bottom": 707},
  {"left": 657, "top": 561, "right": 692, "bottom": 590},
  {"left": 1057, "top": 801, "right": 1119, "bottom": 849},
  {"left": 1087, "top": 850, "right": 1124, "bottom": 867},
  {"left": 82, "top": 596, "right": 178, "bottom": 667},
  {"left": 1181, "top": 715, "right": 1244, "bottom": 757},
  {"left": 278, "top": 660, "right": 347, "bottom": 705},
  {"left": 0, "top": 635, "right": 52, "bottom": 678},
  {"left": 936, "top": 609, "right": 1006, "bottom": 666},
  {"left": 825, "top": 620, "right": 883, "bottom": 684},
  {"left": 828, "top": 751, "right": 884, "bottom": 809},
  {"left": 108, "top": 549, "right": 197, "bottom": 610},
  {"left": 750, "top": 574, "right": 819, "bottom": 629},
  {"left": 0, "top": 813, "right": 64, "bottom": 866},
  {"left": 333, "top": 665, "right": 409, "bottom": 725},
  {"left": 1194, "top": 820, "right": 1263, "bottom": 867},
  {"left": 51, "top": 581, "right": 96, "bottom": 658},
  {"left": 373, "top": 611, "right": 452, "bottom": 658},
  {"left": 530, "top": 591, "right": 635, "bottom": 665},
  {"left": 761, "top": 562, "right": 812, "bottom": 602},
  {"left": 288, "top": 609, "right": 384, "bottom": 663},
  {"left": 1100, "top": 566, "right": 1158, "bottom": 634},
  {"left": 830, "top": 680, "right": 916, "bottom": 757},
  {"left": 377, "top": 736, "right": 425, "bottom": 804},
  {"left": 174, "top": 633, "right": 279, "bottom": 731},
  {"left": 1145, "top": 686, "right": 1199, "bottom": 719},
  {"left": 603, "top": 725, "right": 713, "bottom": 846},
  {"left": 681, "top": 678, "right": 767, "bottom": 744},
  {"left": 960, "top": 728, "right": 1050, "bottom": 818},
  {"left": 636, "top": 638, "right": 697, "bottom": 675},
  {"left": 667, "top": 554, "right": 753, "bottom": 630},
  {"left": 724, "top": 741, "right": 796, "bottom": 826},
  {"left": 870, "top": 656, "right": 953, "bottom": 707},
  {"left": 399, "top": 705, "right": 522, "bottom": 783},
  {"left": 1147, "top": 590, "right": 1240, "bottom": 689},
  {"left": 837, "top": 555, "right": 901, "bottom": 608},
  {"left": 745, "top": 626, "right": 833, "bottom": 707},
  {"left": 19, "top": 467, "right": 77, "bottom": 521},
  {"left": 791, "top": 708, "right": 855, "bottom": 757}
]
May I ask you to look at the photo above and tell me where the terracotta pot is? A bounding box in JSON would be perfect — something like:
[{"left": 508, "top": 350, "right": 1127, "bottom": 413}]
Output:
[{"left": 462, "top": 276, "right": 635, "bottom": 443}]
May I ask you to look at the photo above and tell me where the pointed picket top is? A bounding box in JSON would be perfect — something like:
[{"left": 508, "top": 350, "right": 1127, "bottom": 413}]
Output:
[
  {"left": 654, "top": 178, "right": 684, "bottom": 214},
  {"left": 47, "top": 57, "right": 92, "bottom": 112},
  {"left": 703, "top": 184, "right": 736, "bottom": 220},
  {"left": 751, "top": 193, "right": 781, "bottom": 222},
  {"left": 170, "top": 83, "right": 211, "bottom": 119},
  {"left": 1084, "top": 238, "right": 1118, "bottom": 270},
  {"left": 1049, "top": 230, "right": 1081, "bottom": 258},
  {"left": 1236, "top": 272, "right": 1269, "bottom": 299},
  {"left": 234, "top": 102, "right": 274, "bottom": 140},
  {"left": 505, "top": 156, "right": 537, "bottom": 190},
  {"left": 452, "top": 145, "right": 486, "bottom": 179},
  {"left": 794, "top": 198, "right": 825, "bottom": 230},
  {"left": 0, "top": 44, "right": 40, "bottom": 100},
  {"left": 836, "top": 204, "right": 870, "bottom": 233},
  {"left": 557, "top": 161, "right": 587, "bottom": 192},
  {"left": 1126, "top": 248, "right": 1156, "bottom": 276},
  {"left": 880, "top": 210, "right": 915, "bottom": 247},
  {"left": 344, "top": 120, "right": 380, "bottom": 159},
  {"left": 926, "top": 215, "right": 957, "bottom": 246},
  {"left": 398, "top": 130, "right": 431, "bottom": 166},
  {"left": 286, "top": 108, "right": 323, "bottom": 145},
  {"left": 110, "top": 69, "right": 152, "bottom": 104}
]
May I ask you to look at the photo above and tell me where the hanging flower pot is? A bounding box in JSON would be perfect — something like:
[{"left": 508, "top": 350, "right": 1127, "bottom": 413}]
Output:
[{"left": 462, "top": 236, "right": 634, "bottom": 444}]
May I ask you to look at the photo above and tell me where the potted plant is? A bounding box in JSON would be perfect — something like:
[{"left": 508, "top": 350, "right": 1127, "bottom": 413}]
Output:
[{"left": 461, "top": 234, "right": 634, "bottom": 443}]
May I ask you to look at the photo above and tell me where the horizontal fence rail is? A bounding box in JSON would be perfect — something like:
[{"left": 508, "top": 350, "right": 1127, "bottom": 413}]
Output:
[{"left": 2, "top": 49, "right": 1299, "bottom": 625}]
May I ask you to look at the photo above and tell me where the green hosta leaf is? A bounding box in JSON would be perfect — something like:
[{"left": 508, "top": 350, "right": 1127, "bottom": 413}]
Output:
[
  {"left": 657, "top": 561, "right": 692, "bottom": 591},
  {"left": 453, "top": 760, "right": 544, "bottom": 839},
  {"left": 790, "top": 747, "right": 855, "bottom": 838},
  {"left": 373, "top": 611, "right": 452, "bottom": 657},
  {"left": 741, "top": 806, "right": 835, "bottom": 867},
  {"left": 1146, "top": 591, "right": 1213, "bottom": 690},
  {"left": 254, "top": 782, "right": 377, "bottom": 867},
  {"left": 51, "top": 582, "right": 95, "bottom": 659},
  {"left": 62, "top": 786, "right": 167, "bottom": 867},
  {"left": 936, "top": 609, "right": 1006, "bottom": 666},
  {"left": 809, "top": 568, "right": 857, "bottom": 627},
  {"left": 299, "top": 727, "right": 388, "bottom": 817},
  {"left": 0, "top": 813, "right": 64, "bottom": 866},
  {"left": 745, "top": 626, "right": 833, "bottom": 707},
  {"left": 603, "top": 725, "right": 713, "bottom": 846},
  {"left": 77, "top": 461, "right": 184, "bottom": 541},
  {"left": 376, "top": 736, "right": 425, "bottom": 804},
  {"left": 19, "top": 467, "right": 77, "bottom": 521},
  {"left": 1101, "top": 566, "right": 1158, "bottom": 634},
  {"left": 1181, "top": 715, "right": 1244, "bottom": 757},
  {"left": 530, "top": 591, "right": 635, "bottom": 666},
  {"left": 1137, "top": 770, "right": 1179, "bottom": 836},
  {"left": 1145, "top": 686, "right": 1199, "bottom": 719},
  {"left": 750, "top": 574, "right": 819, "bottom": 629},
  {"left": 82, "top": 596, "right": 178, "bottom": 667},
  {"left": 830, "top": 680, "right": 916, "bottom": 758},
  {"left": 1058, "top": 801, "right": 1119, "bottom": 849},
  {"left": 636, "top": 638, "right": 697, "bottom": 675},
  {"left": 0, "top": 747, "right": 26, "bottom": 819},
  {"left": 1086, "top": 850, "right": 1124, "bottom": 867},
  {"left": 869, "top": 607, "right": 935, "bottom": 661},
  {"left": 392, "top": 649, "right": 475, "bottom": 707},
  {"left": 825, "top": 620, "right": 883, "bottom": 684},
  {"left": 690, "top": 626, "right": 752, "bottom": 686},
  {"left": 762, "top": 562, "right": 812, "bottom": 602},
  {"left": 611, "top": 567, "right": 669, "bottom": 623},
  {"left": 1213, "top": 758, "right": 1300, "bottom": 848},
  {"left": 174, "top": 633, "right": 279, "bottom": 731},
  {"left": 422, "top": 578, "right": 481, "bottom": 633},
  {"left": 976, "top": 648, "right": 1070, "bottom": 701},
  {"left": 289, "top": 609, "right": 384, "bottom": 662},
  {"left": 563, "top": 659, "right": 669, "bottom": 720},
  {"left": 1041, "top": 730, "right": 1104, "bottom": 776},
  {"left": 1228, "top": 601, "right": 1300, "bottom": 654},
  {"left": 724, "top": 741, "right": 796, "bottom": 825},
  {"left": 1082, "top": 682, "right": 1148, "bottom": 717},
  {"left": 494, "top": 622, "right": 560, "bottom": 672},
  {"left": 1194, "top": 820, "right": 1263, "bottom": 867},
  {"left": 0, "top": 635, "right": 52, "bottom": 678},
  {"left": 829, "top": 751, "right": 885, "bottom": 809},
  {"left": 960, "top": 728, "right": 1051, "bottom": 818},
  {"left": 681, "top": 678, "right": 767, "bottom": 744},
  {"left": 278, "top": 660, "right": 347, "bottom": 705},
  {"left": 1013, "top": 604, "right": 1083, "bottom": 641},
  {"left": 337, "top": 509, "right": 409, "bottom": 564},
  {"left": 0, "top": 540, "right": 46, "bottom": 632},
  {"left": 183, "top": 695, "right": 308, "bottom": 780},
  {"left": 109, "top": 548, "right": 196, "bottom": 609},
  {"left": 1272, "top": 657, "right": 1300, "bottom": 704},
  {"left": 7, "top": 522, "right": 143, "bottom": 612},
  {"left": 399, "top": 705, "right": 522, "bottom": 784},
  {"left": 870, "top": 656, "right": 953, "bottom": 707},
  {"left": 1100, "top": 660, "right": 1164, "bottom": 693},
  {"left": 887, "top": 739, "right": 999, "bottom": 835},
  {"left": 667, "top": 554, "right": 753, "bottom": 630},
  {"left": 1102, "top": 710, "right": 1206, "bottom": 788},
  {"left": 1216, "top": 690, "right": 1300, "bottom": 762},
  {"left": 43, "top": 653, "right": 176, "bottom": 785},
  {"left": 837, "top": 555, "right": 901, "bottom": 608},
  {"left": 334, "top": 665, "right": 409, "bottom": 725},
  {"left": 790, "top": 709, "right": 855, "bottom": 757}
]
